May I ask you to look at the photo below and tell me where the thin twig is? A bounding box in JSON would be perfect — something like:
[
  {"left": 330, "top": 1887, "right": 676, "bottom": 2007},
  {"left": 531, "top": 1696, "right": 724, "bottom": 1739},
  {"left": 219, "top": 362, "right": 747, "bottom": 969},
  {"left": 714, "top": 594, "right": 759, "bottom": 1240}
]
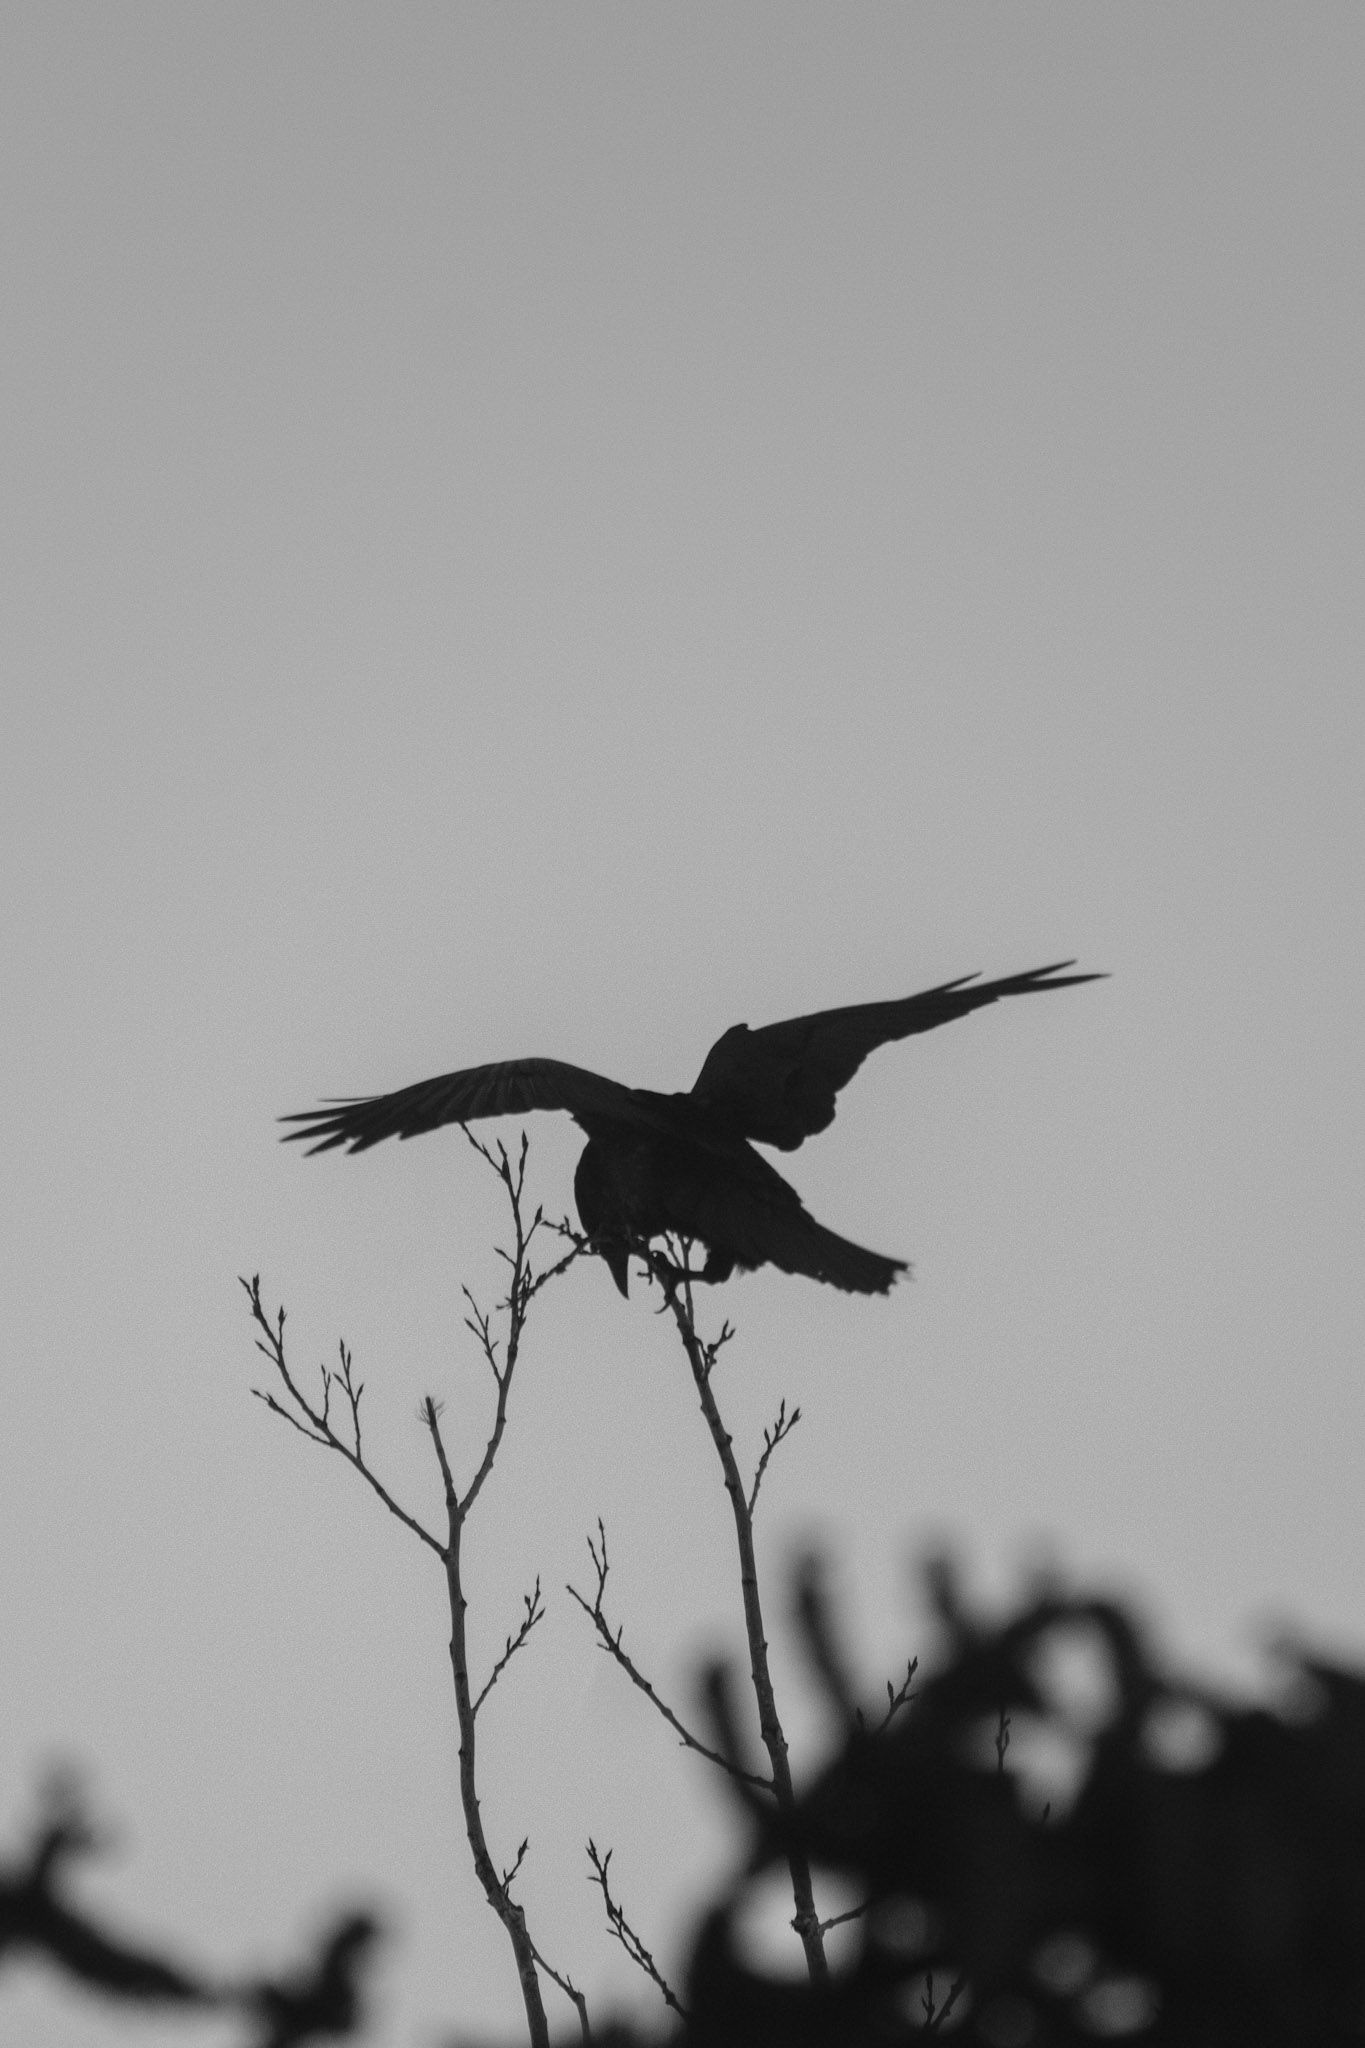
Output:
[
  {"left": 820, "top": 1897, "right": 874, "bottom": 1934},
  {"left": 525, "top": 1942, "right": 591, "bottom": 2043},
  {"left": 586, "top": 1841, "right": 688, "bottom": 2021},
  {"left": 246, "top": 1130, "right": 584, "bottom": 2048},
  {"left": 241, "top": 1276, "right": 443, "bottom": 1556},
  {"left": 566, "top": 1523, "right": 771, "bottom": 1789},
  {"left": 864, "top": 1656, "right": 919, "bottom": 1735},
  {"left": 747, "top": 1398, "right": 801, "bottom": 1516},
  {"left": 646, "top": 1252, "right": 830, "bottom": 1981},
  {"left": 473, "top": 1581, "right": 545, "bottom": 1717},
  {"left": 923, "top": 1968, "right": 969, "bottom": 2033},
  {"left": 333, "top": 1341, "right": 366, "bottom": 1459}
]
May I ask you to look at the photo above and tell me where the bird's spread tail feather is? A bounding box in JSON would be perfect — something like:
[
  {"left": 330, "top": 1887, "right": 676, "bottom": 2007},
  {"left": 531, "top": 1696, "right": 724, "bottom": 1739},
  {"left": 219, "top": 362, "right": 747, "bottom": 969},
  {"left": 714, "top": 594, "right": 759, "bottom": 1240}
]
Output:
[{"left": 729, "top": 1207, "right": 906, "bottom": 1295}]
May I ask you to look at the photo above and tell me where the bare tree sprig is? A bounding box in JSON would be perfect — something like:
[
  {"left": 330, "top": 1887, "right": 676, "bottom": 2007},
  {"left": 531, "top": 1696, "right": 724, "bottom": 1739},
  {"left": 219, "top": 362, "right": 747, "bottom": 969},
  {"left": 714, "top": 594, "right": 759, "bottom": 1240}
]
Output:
[
  {"left": 586, "top": 1841, "right": 687, "bottom": 2021},
  {"left": 566, "top": 1521, "right": 771, "bottom": 1790},
  {"left": 748, "top": 1397, "right": 801, "bottom": 1516},
  {"left": 243, "top": 1131, "right": 586, "bottom": 2048}
]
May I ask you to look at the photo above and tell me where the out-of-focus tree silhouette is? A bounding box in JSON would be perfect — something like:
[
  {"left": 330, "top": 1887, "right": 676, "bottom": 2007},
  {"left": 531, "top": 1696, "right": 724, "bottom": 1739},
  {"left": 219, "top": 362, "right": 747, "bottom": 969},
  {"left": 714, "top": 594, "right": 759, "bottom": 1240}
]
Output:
[
  {"left": 0, "top": 1772, "right": 384, "bottom": 2044},
  {"left": 0, "top": 1770, "right": 212, "bottom": 2007},
  {"left": 245, "top": 1910, "right": 383, "bottom": 2048},
  {"left": 684, "top": 1560, "right": 1365, "bottom": 2047},
  {"left": 8, "top": 1565, "right": 1365, "bottom": 2044}
]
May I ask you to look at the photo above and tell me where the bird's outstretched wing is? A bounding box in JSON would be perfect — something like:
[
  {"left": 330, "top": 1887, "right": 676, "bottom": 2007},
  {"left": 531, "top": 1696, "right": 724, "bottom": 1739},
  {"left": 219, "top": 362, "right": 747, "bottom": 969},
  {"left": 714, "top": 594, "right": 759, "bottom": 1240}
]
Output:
[
  {"left": 280, "top": 1057, "right": 644, "bottom": 1154},
  {"left": 690, "top": 960, "right": 1105, "bottom": 1150}
]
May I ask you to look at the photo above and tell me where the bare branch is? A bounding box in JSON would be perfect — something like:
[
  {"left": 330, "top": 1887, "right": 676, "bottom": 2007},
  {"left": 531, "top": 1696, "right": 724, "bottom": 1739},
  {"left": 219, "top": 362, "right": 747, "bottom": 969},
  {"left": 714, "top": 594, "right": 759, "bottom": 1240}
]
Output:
[
  {"left": 525, "top": 1942, "right": 591, "bottom": 2042},
  {"left": 250, "top": 1389, "right": 329, "bottom": 1448},
  {"left": 333, "top": 1339, "right": 365, "bottom": 1459},
  {"left": 566, "top": 1524, "right": 770, "bottom": 1790},
  {"left": 461, "top": 1287, "right": 503, "bottom": 1385},
  {"left": 246, "top": 1132, "right": 582, "bottom": 2048},
  {"left": 748, "top": 1397, "right": 801, "bottom": 1515},
  {"left": 473, "top": 1580, "right": 545, "bottom": 1718},
  {"left": 860, "top": 1656, "right": 919, "bottom": 1735},
  {"left": 421, "top": 1397, "right": 457, "bottom": 1509},
  {"left": 520, "top": 1236, "right": 586, "bottom": 1304},
  {"left": 586, "top": 1841, "right": 688, "bottom": 2021},
  {"left": 448, "top": 1135, "right": 578, "bottom": 1522},
  {"left": 820, "top": 1896, "right": 874, "bottom": 1935},
  {"left": 240, "top": 1276, "right": 443, "bottom": 1557},
  {"left": 923, "top": 1968, "right": 969, "bottom": 2034},
  {"left": 650, "top": 1269, "right": 830, "bottom": 1979}
]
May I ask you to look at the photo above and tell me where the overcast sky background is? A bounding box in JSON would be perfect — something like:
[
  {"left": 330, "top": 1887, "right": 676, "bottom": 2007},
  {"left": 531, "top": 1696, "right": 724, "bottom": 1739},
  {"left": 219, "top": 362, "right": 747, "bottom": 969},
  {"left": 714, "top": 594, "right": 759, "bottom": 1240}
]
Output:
[{"left": 4, "top": 7, "right": 1363, "bottom": 2043}]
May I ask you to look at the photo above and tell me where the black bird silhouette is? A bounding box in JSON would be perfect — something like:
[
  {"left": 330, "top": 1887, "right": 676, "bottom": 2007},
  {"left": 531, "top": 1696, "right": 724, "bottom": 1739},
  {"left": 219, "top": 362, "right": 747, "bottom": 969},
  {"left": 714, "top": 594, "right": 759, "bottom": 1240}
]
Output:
[{"left": 283, "top": 962, "right": 1102, "bottom": 1296}]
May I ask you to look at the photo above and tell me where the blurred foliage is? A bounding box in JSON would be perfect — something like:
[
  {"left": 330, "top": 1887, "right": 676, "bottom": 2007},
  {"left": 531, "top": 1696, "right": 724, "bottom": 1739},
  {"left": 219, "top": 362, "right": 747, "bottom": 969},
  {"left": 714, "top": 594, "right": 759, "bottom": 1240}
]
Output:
[
  {"left": 0, "top": 1770, "right": 381, "bottom": 2046},
  {"left": 681, "top": 1559, "right": 1365, "bottom": 2046},
  {"left": 6, "top": 1563, "right": 1364, "bottom": 2046}
]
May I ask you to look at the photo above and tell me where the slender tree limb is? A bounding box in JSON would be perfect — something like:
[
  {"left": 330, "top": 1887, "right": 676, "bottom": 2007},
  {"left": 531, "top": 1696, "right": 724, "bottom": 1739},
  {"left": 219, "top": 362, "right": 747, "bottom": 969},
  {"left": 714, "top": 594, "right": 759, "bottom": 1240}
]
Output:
[
  {"left": 646, "top": 1246, "right": 830, "bottom": 1982},
  {"left": 923, "top": 1968, "right": 969, "bottom": 2034},
  {"left": 819, "top": 1896, "right": 874, "bottom": 1935},
  {"left": 524, "top": 1941, "right": 590, "bottom": 2043},
  {"left": 452, "top": 1133, "right": 583, "bottom": 1521},
  {"left": 566, "top": 1523, "right": 771, "bottom": 1790},
  {"left": 241, "top": 1276, "right": 443, "bottom": 1557},
  {"left": 246, "top": 1133, "right": 586, "bottom": 2048},
  {"left": 748, "top": 1398, "right": 801, "bottom": 1516},
  {"left": 473, "top": 1582, "right": 545, "bottom": 1718},
  {"left": 586, "top": 1840, "right": 688, "bottom": 2022},
  {"left": 995, "top": 1703, "right": 1012, "bottom": 1772},
  {"left": 866, "top": 1657, "right": 919, "bottom": 1735},
  {"left": 425, "top": 1385, "right": 550, "bottom": 2045}
]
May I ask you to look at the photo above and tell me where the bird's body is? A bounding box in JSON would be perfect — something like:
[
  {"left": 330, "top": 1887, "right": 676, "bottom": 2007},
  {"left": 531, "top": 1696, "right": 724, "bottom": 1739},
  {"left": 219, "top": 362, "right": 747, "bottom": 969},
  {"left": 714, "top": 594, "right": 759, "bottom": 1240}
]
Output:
[
  {"left": 569, "top": 1106, "right": 907, "bottom": 1295},
  {"left": 283, "top": 962, "right": 1102, "bottom": 1296}
]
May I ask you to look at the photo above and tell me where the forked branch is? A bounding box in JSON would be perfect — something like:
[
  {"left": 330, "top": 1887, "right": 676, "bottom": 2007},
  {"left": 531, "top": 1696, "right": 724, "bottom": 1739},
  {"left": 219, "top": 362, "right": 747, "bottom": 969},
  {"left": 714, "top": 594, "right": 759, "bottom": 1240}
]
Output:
[
  {"left": 241, "top": 1274, "right": 442, "bottom": 1556},
  {"left": 643, "top": 1245, "right": 830, "bottom": 1981},
  {"left": 566, "top": 1522, "right": 770, "bottom": 1790},
  {"left": 244, "top": 1134, "right": 586, "bottom": 2048}
]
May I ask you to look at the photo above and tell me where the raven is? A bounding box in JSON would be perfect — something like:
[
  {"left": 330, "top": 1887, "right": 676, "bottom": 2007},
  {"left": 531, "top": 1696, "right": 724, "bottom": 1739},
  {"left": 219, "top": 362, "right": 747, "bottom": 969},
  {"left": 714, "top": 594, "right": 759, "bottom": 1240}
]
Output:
[{"left": 283, "top": 962, "right": 1102, "bottom": 1297}]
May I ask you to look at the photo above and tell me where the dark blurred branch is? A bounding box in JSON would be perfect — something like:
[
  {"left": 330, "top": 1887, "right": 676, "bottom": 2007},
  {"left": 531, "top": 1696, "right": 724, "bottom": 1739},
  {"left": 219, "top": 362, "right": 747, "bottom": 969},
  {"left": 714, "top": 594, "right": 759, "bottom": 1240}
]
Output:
[
  {"left": 0, "top": 1776, "right": 214, "bottom": 2007},
  {"left": 242, "top": 1911, "right": 382, "bottom": 2048}
]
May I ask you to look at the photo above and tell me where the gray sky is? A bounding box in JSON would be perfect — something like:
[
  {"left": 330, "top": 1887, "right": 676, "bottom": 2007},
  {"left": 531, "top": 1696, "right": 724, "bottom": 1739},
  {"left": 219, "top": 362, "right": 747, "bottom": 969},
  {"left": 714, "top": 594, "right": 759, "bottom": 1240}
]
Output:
[{"left": 3, "top": 7, "right": 1362, "bottom": 2042}]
